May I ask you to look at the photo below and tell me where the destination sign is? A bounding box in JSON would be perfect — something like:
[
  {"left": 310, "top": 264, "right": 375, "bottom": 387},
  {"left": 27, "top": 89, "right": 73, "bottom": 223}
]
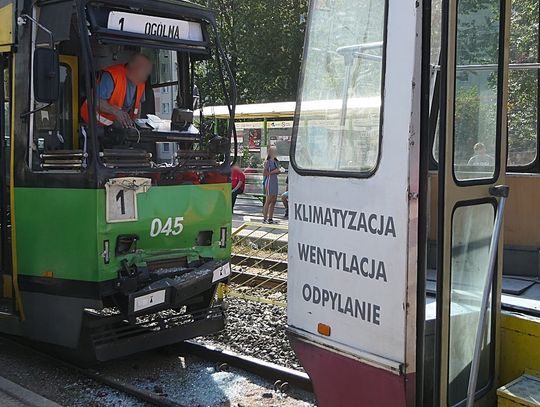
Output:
[{"left": 107, "top": 11, "right": 204, "bottom": 42}]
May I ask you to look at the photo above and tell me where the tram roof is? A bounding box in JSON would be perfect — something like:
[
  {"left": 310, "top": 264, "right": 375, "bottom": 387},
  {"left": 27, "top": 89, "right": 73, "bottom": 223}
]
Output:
[{"left": 198, "top": 97, "right": 381, "bottom": 120}]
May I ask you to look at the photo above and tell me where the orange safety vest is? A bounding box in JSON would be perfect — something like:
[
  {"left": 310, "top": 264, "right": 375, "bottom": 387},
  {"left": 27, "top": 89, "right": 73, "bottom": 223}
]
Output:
[{"left": 80, "top": 64, "right": 145, "bottom": 127}]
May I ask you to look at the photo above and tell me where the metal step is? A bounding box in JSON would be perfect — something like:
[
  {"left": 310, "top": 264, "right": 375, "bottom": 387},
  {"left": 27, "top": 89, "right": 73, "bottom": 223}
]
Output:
[{"left": 81, "top": 306, "right": 225, "bottom": 362}]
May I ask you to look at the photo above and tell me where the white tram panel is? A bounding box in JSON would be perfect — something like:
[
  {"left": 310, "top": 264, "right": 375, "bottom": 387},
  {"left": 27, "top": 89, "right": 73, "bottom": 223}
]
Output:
[{"left": 287, "top": 0, "right": 419, "bottom": 367}]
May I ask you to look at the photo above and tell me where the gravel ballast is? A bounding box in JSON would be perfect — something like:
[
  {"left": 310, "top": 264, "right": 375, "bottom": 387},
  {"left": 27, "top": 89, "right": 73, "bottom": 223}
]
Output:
[{"left": 200, "top": 296, "right": 302, "bottom": 371}]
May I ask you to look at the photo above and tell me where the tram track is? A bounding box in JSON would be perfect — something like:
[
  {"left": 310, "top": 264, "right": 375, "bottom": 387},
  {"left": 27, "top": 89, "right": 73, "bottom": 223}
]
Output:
[
  {"left": 231, "top": 270, "right": 287, "bottom": 290},
  {"left": 0, "top": 334, "right": 185, "bottom": 407},
  {"left": 231, "top": 253, "right": 288, "bottom": 291},
  {"left": 231, "top": 253, "right": 288, "bottom": 273},
  {"left": 176, "top": 341, "right": 312, "bottom": 392},
  {"left": 0, "top": 334, "right": 312, "bottom": 406}
]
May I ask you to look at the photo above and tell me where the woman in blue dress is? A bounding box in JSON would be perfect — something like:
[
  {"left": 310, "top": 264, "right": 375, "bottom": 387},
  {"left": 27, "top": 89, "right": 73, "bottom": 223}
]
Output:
[{"left": 262, "top": 146, "right": 281, "bottom": 224}]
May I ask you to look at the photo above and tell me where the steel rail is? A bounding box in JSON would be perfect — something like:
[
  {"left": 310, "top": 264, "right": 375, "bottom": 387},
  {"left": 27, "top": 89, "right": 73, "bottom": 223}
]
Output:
[
  {"left": 0, "top": 335, "right": 186, "bottom": 407},
  {"left": 1, "top": 333, "right": 313, "bottom": 405},
  {"left": 175, "top": 340, "right": 313, "bottom": 392},
  {"left": 231, "top": 253, "right": 288, "bottom": 272},
  {"left": 231, "top": 270, "right": 287, "bottom": 290}
]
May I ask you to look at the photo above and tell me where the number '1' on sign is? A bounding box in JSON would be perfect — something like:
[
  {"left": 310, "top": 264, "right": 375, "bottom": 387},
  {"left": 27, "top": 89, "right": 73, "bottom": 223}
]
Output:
[{"left": 105, "top": 178, "right": 151, "bottom": 223}]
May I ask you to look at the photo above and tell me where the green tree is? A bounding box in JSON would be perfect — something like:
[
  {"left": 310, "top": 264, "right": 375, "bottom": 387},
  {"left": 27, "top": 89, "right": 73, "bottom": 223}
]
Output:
[
  {"left": 507, "top": 0, "right": 538, "bottom": 166},
  {"left": 193, "top": 0, "right": 308, "bottom": 105},
  {"left": 450, "top": 0, "right": 538, "bottom": 166}
]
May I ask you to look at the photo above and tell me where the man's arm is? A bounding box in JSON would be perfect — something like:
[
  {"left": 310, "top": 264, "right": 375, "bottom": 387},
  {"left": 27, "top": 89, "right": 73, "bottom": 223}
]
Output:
[
  {"left": 232, "top": 181, "right": 244, "bottom": 193},
  {"left": 97, "top": 99, "right": 133, "bottom": 128}
]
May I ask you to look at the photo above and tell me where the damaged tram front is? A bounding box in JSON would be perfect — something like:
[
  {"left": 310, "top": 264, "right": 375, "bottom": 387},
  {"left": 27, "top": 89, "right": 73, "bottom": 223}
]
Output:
[{"left": 0, "top": 0, "right": 236, "bottom": 360}]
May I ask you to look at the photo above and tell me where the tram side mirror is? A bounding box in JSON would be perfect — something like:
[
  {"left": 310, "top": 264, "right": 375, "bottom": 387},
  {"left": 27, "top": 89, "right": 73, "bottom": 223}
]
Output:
[{"left": 33, "top": 48, "right": 60, "bottom": 103}]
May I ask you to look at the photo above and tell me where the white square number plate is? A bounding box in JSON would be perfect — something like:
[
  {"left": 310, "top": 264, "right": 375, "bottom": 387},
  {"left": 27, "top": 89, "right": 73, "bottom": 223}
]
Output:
[
  {"left": 106, "top": 184, "right": 137, "bottom": 222},
  {"left": 133, "top": 290, "right": 166, "bottom": 312},
  {"left": 105, "top": 178, "right": 151, "bottom": 223},
  {"left": 212, "top": 263, "right": 231, "bottom": 283}
]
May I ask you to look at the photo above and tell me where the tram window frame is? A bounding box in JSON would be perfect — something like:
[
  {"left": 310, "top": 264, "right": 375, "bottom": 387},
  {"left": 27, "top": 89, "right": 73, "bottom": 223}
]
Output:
[
  {"left": 446, "top": 199, "right": 497, "bottom": 406},
  {"left": 507, "top": 67, "right": 539, "bottom": 171},
  {"left": 429, "top": 0, "right": 540, "bottom": 175},
  {"left": 505, "top": 0, "right": 540, "bottom": 172},
  {"left": 289, "top": 0, "right": 388, "bottom": 179},
  {"left": 450, "top": 0, "right": 506, "bottom": 187}
]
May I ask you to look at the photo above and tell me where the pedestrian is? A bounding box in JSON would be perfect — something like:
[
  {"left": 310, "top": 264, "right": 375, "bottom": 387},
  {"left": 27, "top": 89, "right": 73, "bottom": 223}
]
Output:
[
  {"left": 262, "top": 146, "right": 282, "bottom": 224},
  {"left": 282, "top": 176, "right": 289, "bottom": 218},
  {"left": 231, "top": 164, "right": 245, "bottom": 212},
  {"left": 467, "top": 142, "right": 495, "bottom": 166}
]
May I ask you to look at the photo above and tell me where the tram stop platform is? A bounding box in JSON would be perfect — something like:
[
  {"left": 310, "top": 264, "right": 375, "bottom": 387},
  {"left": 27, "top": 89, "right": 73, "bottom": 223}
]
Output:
[{"left": 0, "top": 376, "right": 62, "bottom": 407}]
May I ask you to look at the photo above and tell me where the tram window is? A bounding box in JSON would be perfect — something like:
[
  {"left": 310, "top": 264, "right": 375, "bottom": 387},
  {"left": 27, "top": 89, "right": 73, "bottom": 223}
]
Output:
[
  {"left": 448, "top": 203, "right": 495, "bottom": 405},
  {"left": 432, "top": 0, "right": 539, "bottom": 170},
  {"left": 292, "top": 0, "right": 385, "bottom": 176},
  {"left": 31, "top": 63, "right": 74, "bottom": 170},
  {"left": 430, "top": 0, "right": 442, "bottom": 164},
  {"left": 508, "top": 70, "right": 538, "bottom": 167},
  {"left": 507, "top": 0, "right": 539, "bottom": 167},
  {"left": 151, "top": 50, "right": 178, "bottom": 120},
  {"left": 452, "top": 0, "right": 502, "bottom": 182}
]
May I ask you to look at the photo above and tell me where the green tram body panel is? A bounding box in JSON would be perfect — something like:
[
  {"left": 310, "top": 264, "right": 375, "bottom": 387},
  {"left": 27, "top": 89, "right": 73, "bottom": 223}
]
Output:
[{"left": 14, "top": 183, "right": 232, "bottom": 284}]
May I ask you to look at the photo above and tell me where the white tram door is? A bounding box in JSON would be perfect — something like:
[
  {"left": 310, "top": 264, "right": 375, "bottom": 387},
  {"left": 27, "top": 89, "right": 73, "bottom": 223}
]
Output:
[
  {"left": 433, "top": 0, "right": 510, "bottom": 406},
  {"left": 287, "top": 1, "right": 422, "bottom": 406}
]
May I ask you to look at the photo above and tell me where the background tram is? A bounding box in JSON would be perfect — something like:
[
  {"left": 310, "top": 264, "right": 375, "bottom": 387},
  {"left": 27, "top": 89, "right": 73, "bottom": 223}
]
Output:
[
  {"left": 288, "top": 0, "right": 540, "bottom": 406},
  {"left": 0, "top": 0, "right": 236, "bottom": 360}
]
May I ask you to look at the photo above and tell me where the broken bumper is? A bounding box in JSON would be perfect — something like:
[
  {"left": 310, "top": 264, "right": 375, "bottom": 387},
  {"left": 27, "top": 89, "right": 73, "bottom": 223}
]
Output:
[{"left": 128, "top": 259, "right": 231, "bottom": 317}]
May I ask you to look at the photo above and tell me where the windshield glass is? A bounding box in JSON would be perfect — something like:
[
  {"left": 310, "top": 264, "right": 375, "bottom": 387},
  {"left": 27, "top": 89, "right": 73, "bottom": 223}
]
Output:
[
  {"left": 292, "top": 0, "right": 386, "bottom": 175},
  {"left": 84, "top": 43, "right": 231, "bottom": 171},
  {"left": 27, "top": 5, "right": 235, "bottom": 174}
]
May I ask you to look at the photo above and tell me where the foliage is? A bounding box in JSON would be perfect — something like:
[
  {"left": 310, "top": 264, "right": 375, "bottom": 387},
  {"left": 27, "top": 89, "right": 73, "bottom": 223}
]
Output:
[
  {"left": 193, "top": 0, "right": 308, "bottom": 106},
  {"left": 449, "top": 0, "right": 538, "bottom": 166},
  {"left": 193, "top": 0, "right": 540, "bottom": 167},
  {"left": 240, "top": 146, "right": 251, "bottom": 167},
  {"left": 507, "top": 0, "right": 538, "bottom": 165}
]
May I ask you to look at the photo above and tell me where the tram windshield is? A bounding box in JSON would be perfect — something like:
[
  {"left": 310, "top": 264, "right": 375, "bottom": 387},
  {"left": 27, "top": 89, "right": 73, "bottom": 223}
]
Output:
[
  {"left": 292, "top": 0, "right": 385, "bottom": 175},
  {"left": 29, "top": 2, "right": 235, "bottom": 173}
]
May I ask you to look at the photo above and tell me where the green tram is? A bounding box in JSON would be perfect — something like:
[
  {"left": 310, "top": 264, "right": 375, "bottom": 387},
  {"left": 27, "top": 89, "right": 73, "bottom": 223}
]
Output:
[{"left": 0, "top": 0, "right": 236, "bottom": 360}]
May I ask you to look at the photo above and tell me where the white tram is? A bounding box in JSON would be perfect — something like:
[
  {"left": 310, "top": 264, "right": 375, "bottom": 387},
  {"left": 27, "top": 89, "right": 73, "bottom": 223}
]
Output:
[{"left": 285, "top": 0, "right": 540, "bottom": 406}]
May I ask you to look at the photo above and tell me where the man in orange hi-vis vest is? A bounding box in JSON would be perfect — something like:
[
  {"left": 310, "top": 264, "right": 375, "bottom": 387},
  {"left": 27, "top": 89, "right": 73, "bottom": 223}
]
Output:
[{"left": 81, "top": 53, "right": 152, "bottom": 128}]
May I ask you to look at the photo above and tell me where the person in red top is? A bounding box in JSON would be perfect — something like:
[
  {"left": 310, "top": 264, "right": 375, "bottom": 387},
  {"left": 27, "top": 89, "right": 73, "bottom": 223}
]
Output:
[
  {"left": 231, "top": 164, "right": 246, "bottom": 212},
  {"left": 81, "top": 53, "right": 152, "bottom": 128}
]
